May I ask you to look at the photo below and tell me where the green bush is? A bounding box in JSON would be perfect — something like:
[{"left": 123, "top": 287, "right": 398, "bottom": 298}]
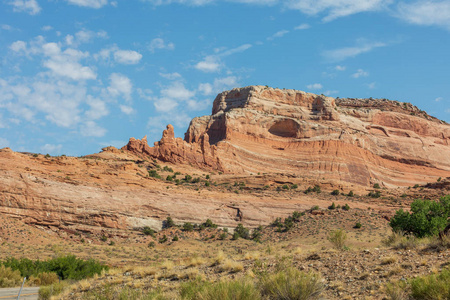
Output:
[
  {"left": 163, "top": 166, "right": 173, "bottom": 172},
  {"left": 38, "top": 272, "right": 59, "bottom": 285},
  {"left": 368, "top": 191, "right": 381, "bottom": 198},
  {"left": 172, "top": 236, "right": 179, "bottom": 242},
  {"left": 373, "top": 183, "right": 380, "bottom": 189},
  {"left": 164, "top": 217, "right": 175, "bottom": 228},
  {"left": 142, "top": 226, "right": 156, "bottom": 237},
  {"left": 1, "top": 256, "right": 107, "bottom": 281},
  {"left": 203, "top": 219, "right": 218, "bottom": 228},
  {"left": 331, "top": 190, "right": 340, "bottom": 196},
  {"left": 258, "top": 267, "right": 324, "bottom": 300},
  {"left": 354, "top": 222, "right": 362, "bottom": 229},
  {"left": 159, "top": 235, "right": 168, "bottom": 244},
  {"left": 233, "top": 224, "right": 250, "bottom": 240},
  {"left": 342, "top": 204, "right": 350, "bottom": 211},
  {"left": 410, "top": 268, "right": 450, "bottom": 299},
  {"left": 389, "top": 196, "right": 450, "bottom": 238},
  {"left": 347, "top": 190, "right": 354, "bottom": 197},
  {"left": 183, "top": 222, "right": 194, "bottom": 232},
  {"left": 148, "top": 170, "right": 161, "bottom": 179},
  {"left": 327, "top": 229, "right": 347, "bottom": 250},
  {"left": 0, "top": 265, "right": 22, "bottom": 288},
  {"left": 328, "top": 202, "right": 336, "bottom": 210}
]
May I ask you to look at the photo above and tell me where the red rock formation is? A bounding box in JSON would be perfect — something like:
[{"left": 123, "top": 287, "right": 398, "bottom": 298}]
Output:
[{"left": 123, "top": 85, "right": 450, "bottom": 187}]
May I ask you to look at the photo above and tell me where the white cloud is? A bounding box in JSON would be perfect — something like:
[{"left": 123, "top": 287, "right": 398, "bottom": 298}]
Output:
[
  {"left": 66, "top": 29, "right": 108, "bottom": 46},
  {"left": 85, "top": 96, "right": 108, "bottom": 120},
  {"left": 435, "top": 97, "right": 443, "bottom": 102},
  {"left": 324, "top": 90, "right": 339, "bottom": 96},
  {"left": 352, "top": 68, "right": 369, "bottom": 78},
  {"left": 0, "top": 137, "right": 10, "bottom": 148},
  {"left": 113, "top": 50, "right": 142, "bottom": 64},
  {"left": 286, "top": 0, "right": 392, "bottom": 22},
  {"left": 41, "top": 25, "right": 53, "bottom": 31},
  {"left": 267, "top": 29, "right": 289, "bottom": 40},
  {"left": 44, "top": 60, "right": 97, "bottom": 81},
  {"left": 195, "top": 56, "right": 221, "bottom": 73},
  {"left": 107, "top": 73, "right": 133, "bottom": 101},
  {"left": 41, "top": 144, "right": 62, "bottom": 154},
  {"left": 80, "top": 121, "right": 107, "bottom": 137},
  {"left": 148, "top": 38, "right": 175, "bottom": 52},
  {"left": 195, "top": 44, "right": 252, "bottom": 73},
  {"left": 9, "top": 0, "right": 41, "bottom": 15},
  {"left": 120, "top": 105, "right": 134, "bottom": 115},
  {"left": 153, "top": 97, "right": 179, "bottom": 112},
  {"left": 10, "top": 41, "right": 27, "bottom": 53},
  {"left": 367, "top": 82, "right": 376, "bottom": 89},
  {"left": 306, "top": 83, "right": 323, "bottom": 90},
  {"left": 2, "top": 24, "right": 13, "bottom": 31},
  {"left": 161, "top": 81, "right": 195, "bottom": 100},
  {"left": 294, "top": 23, "right": 310, "bottom": 30},
  {"left": 335, "top": 65, "right": 346, "bottom": 71},
  {"left": 65, "top": 0, "right": 109, "bottom": 8},
  {"left": 198, "top": 83, "right": 213, "bottom": 95},
  {"left": 159, "top": 72, "right": 182, "bottom": 80},
  {"left": 322, "top": 40, "right": 387, "bottom": 62},
  {"left": 396, "top": 1, "right": 450, "bottom": 30}
]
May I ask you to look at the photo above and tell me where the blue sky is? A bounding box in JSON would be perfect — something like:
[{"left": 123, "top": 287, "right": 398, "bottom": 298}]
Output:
[{"left": 0, "top": 0, "right": 449, "bottom": 156}]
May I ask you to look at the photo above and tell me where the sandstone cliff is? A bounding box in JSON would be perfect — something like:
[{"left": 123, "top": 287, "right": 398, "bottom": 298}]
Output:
[{"left": 124, "top": 86, "right": 450, "bottom": 188}]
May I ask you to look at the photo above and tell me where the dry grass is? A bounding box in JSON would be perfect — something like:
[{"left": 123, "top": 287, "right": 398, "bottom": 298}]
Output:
[
  {"left": 381, "top": 256, "right": 397, "bottom": 265},
  {"left": 187, "top": 255, "right": 205, "bottom": 267},
  {"left": 211, "top": 250, "right": 226, "bottom": 266},
  {"left": 244, "top": 251, "right": 260, "bottom": 260},
  {"left": 218, "top": 259, "right": 244, "bottom": 273}
]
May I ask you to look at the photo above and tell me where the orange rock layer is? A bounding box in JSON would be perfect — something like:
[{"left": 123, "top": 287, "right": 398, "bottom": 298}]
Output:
[{"left": 124, "top": 86, "right": 450, "bottom": 188}]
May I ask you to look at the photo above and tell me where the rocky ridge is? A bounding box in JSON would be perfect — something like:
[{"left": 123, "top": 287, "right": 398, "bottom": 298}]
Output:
[{"left": 124, "top": 85, "right": 450, "bottom": 188}]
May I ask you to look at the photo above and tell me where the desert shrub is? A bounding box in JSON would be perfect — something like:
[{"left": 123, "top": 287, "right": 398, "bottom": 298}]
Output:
[
  {"left": 410, "top": 268, "right": 450, "bottom": 299},
  {"left": 258, "top": 267, "right": 324, "bottom": 300},
  {"left": 382, "top": 231, "right": 421, "bottom": 250},
  {"left": 0, "top": 265, "right": 22, "bottom": 288},
  {"left": 100, "top": 235, "right": 108, "bottom": 242},
  {"left": 368, "top": 191, "right": 381, "bottom": 198},
  {"left": 251, "top": 226, "right": 263, "bottom": 242},
  {"left": 354, "top": 222, "right": 362, "bottom": 229},
  {"left": 203, "top": 219, "right": 218, "bottom": 228},
  {"left": 310, "top": 205, "right": 319, "bottom": 211},
  {"left": 148, "top": 241, "right": 156, "bottom": 248},
  {"left": 292, "top": 211, "right": 304, "bottom": 221},
  {"left": 327, "top": 229, "right": 347, "bottom": 250},
  {"left": 159, "top": 235, "right": 168, "bottom": 244},
  {"left": 38, "top": 272, "right": 59, "bottom": 285},
  {"left": 163, "top": 166, "right": 173, "bottom": 172},
  {"left": 166, "top": 175, "right": 173, "bottom": 181},
  {"left": 143, "top": 226, "right": 156, "bottom": 237},
  {"left": 2, "top": 256, "right": 107, "bottom": 280},
  {"left": 184, "top": 175, "right": 192, "bottom": 182},
  {"left": 191, "top": 177, "right": 201, "bottom": 183},
  {"left": 342, "top": 204, "right": 350, "bottom": 211},
  {"left": 172, "top": 236, "right": 179, "bottom": 242},
  {"left": 384, "top": 280, "right": 408, "bottom": 300},
  {"left": 39, "top": 282, "right": 70, "bottom": 300},
  {"left": 219, "top": 232, "right": 228, "bottom": 240},
  {"left": 233, "top": 223, "right": 250, "bottom": 240},
  {"left": 163, "top": 217, "right": 175, "bottom": 228},
  {"left": 183, "top": 222, "right": 194, "bottom": 232},
  {"left": 291, "top": 184, "right": 298, "bottom": 189},
  {"left": 328, "top": 202, "right": 336, "bottom": 209},
  {"left": 148, "top": 170, "right": 161, "bottom": 179},
  {"left": 282, "top": 185, "right": 289, "bottom": 190},
  {"left": 331, "top": 190, "right": 340, "bottom": 196},
  {"left": 205, "top": 181, "right": 210, "bottom": 187},
  {"left": 389, "top": 196, "right": 450, "bottom": 238},
  {"left": 347, "top": 190, "right": 354, "bottom": 197},
  {"left": 374, "top": 183, "right": 381, "bottom": 189}
]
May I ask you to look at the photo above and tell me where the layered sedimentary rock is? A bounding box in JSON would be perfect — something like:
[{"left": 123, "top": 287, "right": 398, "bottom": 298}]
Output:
[{"left": 125, "top": 86, "right": 450, "bottom": 187}]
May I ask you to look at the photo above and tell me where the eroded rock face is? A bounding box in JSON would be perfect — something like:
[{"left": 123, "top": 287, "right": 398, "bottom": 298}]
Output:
[{"left": 124, "top": 85, "right": 450, "bottom": 187}]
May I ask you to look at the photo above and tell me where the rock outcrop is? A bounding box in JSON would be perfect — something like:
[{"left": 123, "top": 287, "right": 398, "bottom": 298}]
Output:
[{"left": 124, "top": 86, "right": 450, "bottom": 187}]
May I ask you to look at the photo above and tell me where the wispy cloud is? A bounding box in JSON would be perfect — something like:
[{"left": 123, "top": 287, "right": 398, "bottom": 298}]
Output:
[
  {"left": 306, "top": 83, "right": 323, "bottom": 90},
  {"left": 9, "top": 0, "right": 41, "bottom": 15},
  {"left": 396, "top": 1, "right": 450, "bottom": 31},
  {"left": 322, "top": 40, "right": 387, "bottom": 62},
  {"left": 65, "top": 0, "right": 109, "bottom": 8},
  {"left": 267, "top": 30, "right": 289, "bottom": 40},
  {"left": 335, "top": 65, "right": 346, "bottom": 71},
  {"left": 148, "top": 38, "right": 175, "bottom": 52},
  {"left": 351, "top": 68, "right": 369, "bottom": 78},
  {"left": 435, "top": 97, "right": 443, "bottom": 102},
  {"left": 294, "top": 23, "right": 310, "bottom": 30},
  {"left": 113, "top": 50, "right": 142, "bottom": 65},
  {"left": 195, "top": 44, "right": 252, "bottom": 73}
]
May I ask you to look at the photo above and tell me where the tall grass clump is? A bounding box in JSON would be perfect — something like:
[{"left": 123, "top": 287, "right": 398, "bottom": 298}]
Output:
[
  {"left": 410, "top": 268, "right": 450, "bottom": 299},
  {"left": 0, "top": 265, "right": 22, "bottom": 287},
  {"left": 258, "top": 267, "right": 324, "bottom": 300},
  {"left": 327, "top": 229, "right": 348, "bottom": 250},
  {"left": 181, "top": 278, "right": 260, "bottom": 300},
  {"left": 38, "top": 281, "right": 70, "bottom": 300}
]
